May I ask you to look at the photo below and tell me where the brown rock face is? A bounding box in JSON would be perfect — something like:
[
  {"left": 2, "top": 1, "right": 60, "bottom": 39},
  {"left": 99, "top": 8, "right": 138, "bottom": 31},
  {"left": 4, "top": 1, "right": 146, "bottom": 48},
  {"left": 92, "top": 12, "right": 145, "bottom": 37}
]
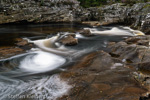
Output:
[
  {"left": 92, "top": 83, "right": 111, "bottom": 91},
  {"left": 123, "top": 87, "right": 147, "bottom": 94},
  {"left": 14, "top": 38, "right": 28, "bottom": 46},
  {"left": 59, "top": 51, "right": 147, "bottom": 100},
  {"left": 125, "top": 36, "right": 146, "bottom": 44},
  {"left": 0, "top": 38, "right": 33, "bottom": 59},
  {"left": 0, "top": 46, "right": 24, "bottom": 59},
  {"left": 79, "top": 29, "right": 93, "bottom": 37},
  {"left": 82, "top": 21, "right": 101, "bottom": 26},
  {"left": 108, "top": 36, "right": 150, "bottom": 64},
  {"left": 59, "top": 34, "right": 78, "bottom": 46},
  {"left": 137, "top": 40, "right": 149, "bottom": 46},
  {"left": 107, "top": 35, "right": 150, "bottom": 99}
]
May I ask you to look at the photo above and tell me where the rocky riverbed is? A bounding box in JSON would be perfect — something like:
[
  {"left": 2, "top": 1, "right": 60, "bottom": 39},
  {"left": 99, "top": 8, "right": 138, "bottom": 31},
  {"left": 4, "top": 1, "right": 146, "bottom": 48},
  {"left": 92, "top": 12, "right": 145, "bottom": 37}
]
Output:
[
  {"left": 0, "top": 0, "right": 150, "bottom": 100},
  {"left": 0, "top": 24, "right": 150, "bottom": 100},
  {"left": 58, "top": 35, "right": 150, "bottom": 100}
]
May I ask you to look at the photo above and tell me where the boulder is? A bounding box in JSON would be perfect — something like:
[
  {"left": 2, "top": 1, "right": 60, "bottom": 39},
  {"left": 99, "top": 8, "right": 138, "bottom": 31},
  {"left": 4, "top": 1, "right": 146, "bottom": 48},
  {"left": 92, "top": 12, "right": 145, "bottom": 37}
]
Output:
[
  {"left": 79, "top": 29, "right": 93, "bottom": 37},
  {"left": 137, "top": 40, "right": 149, "bottom": 46},
  {"left": 59, "top": 50, "right": 147, "bottom": 100},
  {"left": 82, "top": 21, "right": 100, "bottom": 26},
  {"left": 59, "top": 34, "right": 78, "bottom": 46},
  {"left": 14, "top": 38, "right": 28, "bottom": 46}
]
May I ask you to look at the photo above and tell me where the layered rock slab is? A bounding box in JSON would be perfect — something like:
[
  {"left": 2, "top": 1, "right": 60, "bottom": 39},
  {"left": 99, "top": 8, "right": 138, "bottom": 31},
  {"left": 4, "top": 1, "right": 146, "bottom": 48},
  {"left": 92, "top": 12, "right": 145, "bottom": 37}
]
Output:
[{"left": 59, "top": 51, "right": 147, "bottom": 100}]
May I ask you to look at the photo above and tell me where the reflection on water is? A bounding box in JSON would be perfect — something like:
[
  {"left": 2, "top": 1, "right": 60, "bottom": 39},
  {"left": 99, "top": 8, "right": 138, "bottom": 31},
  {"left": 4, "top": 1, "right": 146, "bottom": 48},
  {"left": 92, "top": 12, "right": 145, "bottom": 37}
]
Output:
[{"left": 0, "top": 23, "right": 85, "bottom": 47}]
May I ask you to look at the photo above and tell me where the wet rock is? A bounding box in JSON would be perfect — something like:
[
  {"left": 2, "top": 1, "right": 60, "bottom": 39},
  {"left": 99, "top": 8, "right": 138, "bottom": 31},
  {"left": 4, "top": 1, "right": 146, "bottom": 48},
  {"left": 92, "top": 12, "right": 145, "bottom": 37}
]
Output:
[
  {"left": 0, "top": 38, "right": 33, "bottom": 59},
  {"left": 82, "top": 21, "right": 100, "bottom": 26},
  {"left": 125, "top": 36, "right": 147, "bottom": 44},
  {"left": 107, "top": 35, "right": 150, "bottom": 96},
  {"left": 59, "top": 50, "right": 147, "bottom": 100},
  {"left": 123, "top": 87, "right": 147, "bottom": 94},
  {"left": 92, "top": 83, "right": 111, "bottom": 91},
  {"left": 125, "top": 36, "right": 149, "bottom": 46},
  {"left": 59, "top": 34, "right": 78, "bottom": 46},
  {"left": 0, "top": 1, "right": 150, "bottom": 33},
  {"left": 140, "top": 96, "right": 150, "bottom": 100},
  {"left": 137, "top": 40, "right": 149, "bottom": 46},
  {"left": 79, "top": 29, "right": 93, "bottom": 37},
  {"left": 145, "top": 29, "right": 150, "bottom": 35},
  {"left": 108, "top": 36, "right": 150, "bottom": 64},
  {"left": 0, "top": 46, "right": 24, "bottom": 59},
  {"left": 138, "top": 62, "right": 150, "bottom": 72},
  {"left": 14, "top": 38, "right": 28, "bottom": 46}
]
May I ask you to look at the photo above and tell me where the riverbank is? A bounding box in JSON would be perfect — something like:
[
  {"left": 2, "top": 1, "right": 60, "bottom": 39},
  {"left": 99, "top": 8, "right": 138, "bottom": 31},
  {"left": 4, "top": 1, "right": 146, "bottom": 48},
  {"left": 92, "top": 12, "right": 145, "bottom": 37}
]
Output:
[
  {"left": 0, "top": 0, "right": 150, "bottom": 33},
  {"left": 58, "top": 35, "right": 150, "bottom": 100},
  {"left": 0, "top": 24, "right": 150, "bottom": 100},
  {"left": 0, "top": 1, "right": 150, "bottom": 99}
]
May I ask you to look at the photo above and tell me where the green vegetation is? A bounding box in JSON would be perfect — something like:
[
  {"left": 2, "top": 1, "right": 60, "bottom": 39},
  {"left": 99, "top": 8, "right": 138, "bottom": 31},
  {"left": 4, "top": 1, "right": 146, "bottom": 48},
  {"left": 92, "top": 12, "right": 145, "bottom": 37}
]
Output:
[
  {"left": 143, "top": 4, "right": 150, "bottom": 8},
  {"left": 77, "top": 0, "right": 108, "bottom": 8},
  {"left": 77, "top": 0, "right": 149, "bottom": 8},
  {"left": 40, "top": 0, "right": 44, "bottom": 6}
]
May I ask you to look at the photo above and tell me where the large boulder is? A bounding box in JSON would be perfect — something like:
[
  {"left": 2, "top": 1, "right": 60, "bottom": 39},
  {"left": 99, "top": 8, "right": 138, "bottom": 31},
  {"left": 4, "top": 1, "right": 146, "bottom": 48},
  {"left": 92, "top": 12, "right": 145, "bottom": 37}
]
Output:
[
  {"left": 108, "top": 35, "right": 150, "bottom": 64},
  {"left": 78, "top": 29, "right": 93, "bottom": 37},
  {"left": 0, "top": 0, "right": 81, "bottom": 24},
  {"left": 59, "top": 50, "right": 147, "bottom": 100},
  {"left": 58, "top": 34, "right": 78, "bottom": 46}
]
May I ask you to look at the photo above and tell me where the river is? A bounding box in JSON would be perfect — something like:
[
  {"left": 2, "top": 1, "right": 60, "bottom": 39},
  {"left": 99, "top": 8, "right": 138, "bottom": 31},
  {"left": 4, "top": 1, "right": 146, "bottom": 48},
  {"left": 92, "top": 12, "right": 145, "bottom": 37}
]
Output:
[{"left": 0, "top": 23, "right": 142, "bottom": 100}]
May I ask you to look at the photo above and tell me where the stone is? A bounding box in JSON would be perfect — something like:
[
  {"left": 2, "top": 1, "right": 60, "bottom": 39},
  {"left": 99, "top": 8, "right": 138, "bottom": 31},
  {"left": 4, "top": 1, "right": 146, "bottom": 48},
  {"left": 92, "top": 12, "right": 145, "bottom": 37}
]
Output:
[
  {"left": 0, "top": 46, "right": 24, "bottom": 59},
  {"left": 123, "top": 87, "right": 147, "bottom": 94},
  {"left": 59, "top": 50, "right": 147, "bottom": 100},
  {"left": 82, "top": 21, "right": 100, "bottom": 26},
  {"left": 125, "top": 36, "right": 147, "bottom": 44},
  {"left": 137, "top": 40, "right": 149, "bottom": 46},
  {"left": 14, "top": 38, "right": 28, "bottom": 46},
  {"left": 79, "top": 29, "right": 92, "bottom": 37},
  {"left": 59, "top": 34, "right": 78, "bottom": 46},
  {"left": 92, "top": 83, "right": 111, "bottom": 91},
  {"left": 0, "top": 1, "right": 150, "bottom": 33}
]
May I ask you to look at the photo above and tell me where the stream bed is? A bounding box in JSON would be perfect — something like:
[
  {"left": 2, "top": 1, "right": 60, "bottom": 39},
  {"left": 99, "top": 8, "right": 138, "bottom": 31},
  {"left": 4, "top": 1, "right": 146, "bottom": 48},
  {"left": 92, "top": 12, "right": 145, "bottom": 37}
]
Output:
[{"left": 0, "top": 23, "right": 147, "bottom": 100}]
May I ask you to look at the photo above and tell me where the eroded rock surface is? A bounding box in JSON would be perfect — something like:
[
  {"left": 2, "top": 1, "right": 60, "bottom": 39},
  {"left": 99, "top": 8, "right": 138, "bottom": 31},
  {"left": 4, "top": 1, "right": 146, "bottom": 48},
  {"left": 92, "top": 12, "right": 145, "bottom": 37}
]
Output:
[
  {"left": 78, "top": 29, "right": 93, "bottom": 37},
  {"left": 0, "top": 1, "right": 150, "bottom": 33},
  {"left": 58, "top": 33, "right": 78, "bottom": 46},
  {"left": 59, "top": 50, "right": 147, "bottom": 100},
  {"left": 0, "top": 38, "right": 33, "bottom": 59}
]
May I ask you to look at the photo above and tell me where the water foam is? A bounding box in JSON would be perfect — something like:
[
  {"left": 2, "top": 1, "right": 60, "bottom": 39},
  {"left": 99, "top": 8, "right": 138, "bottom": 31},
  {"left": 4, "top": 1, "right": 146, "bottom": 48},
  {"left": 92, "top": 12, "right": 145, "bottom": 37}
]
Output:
[
  {"left": 19, "top": 51, "right": 66, "bottom": 72},
  {"left": 84, "top": 27, "right": 144, "bottom": 36},
  {"left": 0, "top": 75, "right": 71, "bottom": 100},
  {"left": 24, "top": 35, "right": 75, "bottom": 56}
]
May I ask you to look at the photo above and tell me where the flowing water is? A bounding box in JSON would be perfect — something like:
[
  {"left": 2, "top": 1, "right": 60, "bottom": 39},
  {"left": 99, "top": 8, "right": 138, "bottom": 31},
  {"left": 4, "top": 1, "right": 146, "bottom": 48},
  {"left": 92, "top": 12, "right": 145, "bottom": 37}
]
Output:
[{"left": 0, "top": 23, "right": 142, "bottom": 100}]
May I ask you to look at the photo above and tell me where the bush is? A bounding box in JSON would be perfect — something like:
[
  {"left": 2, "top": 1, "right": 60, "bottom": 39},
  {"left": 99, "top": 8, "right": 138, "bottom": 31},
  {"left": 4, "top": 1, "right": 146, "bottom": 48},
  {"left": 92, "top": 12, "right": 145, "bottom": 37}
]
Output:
[
  {"left": 78, "top": 0, "right": 107, "bottom": 8},
  {"left": 77, "top": 0, "right": 149, "bottom": 8}
]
